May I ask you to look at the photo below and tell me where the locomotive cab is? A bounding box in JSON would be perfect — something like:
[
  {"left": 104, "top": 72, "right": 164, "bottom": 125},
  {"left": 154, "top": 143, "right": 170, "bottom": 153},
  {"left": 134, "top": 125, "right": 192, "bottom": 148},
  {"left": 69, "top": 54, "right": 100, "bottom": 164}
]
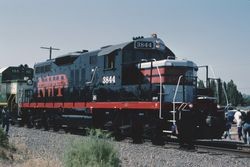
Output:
[{"left": 139, "top": 59, "right": 197, "bottom": 104}]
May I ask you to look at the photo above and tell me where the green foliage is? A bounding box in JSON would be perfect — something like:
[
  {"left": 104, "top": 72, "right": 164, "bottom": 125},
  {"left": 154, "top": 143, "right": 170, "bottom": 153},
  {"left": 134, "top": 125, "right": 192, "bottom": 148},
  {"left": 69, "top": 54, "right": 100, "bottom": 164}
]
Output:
[
  {"left": 204, "top": 79, "right": 244, "bottom": 106},
  {"left": 86, "top": 128, "right": 113, "bottom": 140},
  {"left": 0, "top": 128, "right": 8, "bottom": 148},
  {"left": 209, "top": 79, "right": 217, "bottom": 97},
  {"left": 198, "top": 80, "right": 205, "bottom": 89},
  {"left": 64, "top": 129, "right": 120, "bottom": 167},
  {"left": 243, "top": 94, "right": 250, "bottom": 106},
  {"left": 226, "top": 80, "right": 244, "bottom": 106}
]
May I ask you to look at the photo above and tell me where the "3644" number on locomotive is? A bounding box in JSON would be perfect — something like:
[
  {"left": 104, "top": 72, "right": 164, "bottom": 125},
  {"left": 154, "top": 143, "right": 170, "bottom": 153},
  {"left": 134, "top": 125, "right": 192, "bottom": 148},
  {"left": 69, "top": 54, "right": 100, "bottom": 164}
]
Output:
[{"left": 102, "top": 76, "right": 116, "bottom": 84}]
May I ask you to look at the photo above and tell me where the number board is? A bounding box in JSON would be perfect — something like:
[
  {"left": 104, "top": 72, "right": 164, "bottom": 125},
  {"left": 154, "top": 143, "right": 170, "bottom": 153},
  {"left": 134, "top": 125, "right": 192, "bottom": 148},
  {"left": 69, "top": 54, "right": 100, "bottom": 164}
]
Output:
[
  {"left": 134, "top": 41, "right": 154, "bottom": 49},
  {"left": 102, "top": 76, "right": 116, "bottom": 84}
]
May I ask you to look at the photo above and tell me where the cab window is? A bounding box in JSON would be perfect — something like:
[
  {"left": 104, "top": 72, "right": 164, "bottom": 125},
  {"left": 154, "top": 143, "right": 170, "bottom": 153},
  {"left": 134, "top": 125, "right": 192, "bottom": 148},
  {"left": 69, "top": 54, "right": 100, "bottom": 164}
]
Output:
[{"left": 104, "top": 52, "right": 116, "bottom": 69}]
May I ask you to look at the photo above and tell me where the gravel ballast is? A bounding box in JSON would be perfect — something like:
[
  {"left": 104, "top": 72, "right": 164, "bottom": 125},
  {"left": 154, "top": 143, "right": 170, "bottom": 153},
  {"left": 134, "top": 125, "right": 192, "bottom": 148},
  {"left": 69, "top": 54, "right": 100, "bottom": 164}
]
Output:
[{"left": 7, "top": 126, "right": 250, "bottom": 167}]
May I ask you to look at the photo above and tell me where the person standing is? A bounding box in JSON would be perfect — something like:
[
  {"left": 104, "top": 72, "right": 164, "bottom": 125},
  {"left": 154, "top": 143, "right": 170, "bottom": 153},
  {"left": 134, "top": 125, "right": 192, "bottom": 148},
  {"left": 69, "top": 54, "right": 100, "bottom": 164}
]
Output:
[
  {"left": 242, "top": 111, "right": 250, "bottom": 144},
  {"left": 2, "top": 106, "right": 10, "bottom": 135},
  {"left": 224, "top": 113, "right": 232, "bottom": 140},
  {"left": 234, "top": 110, "right": 243, "bottom": 141}
]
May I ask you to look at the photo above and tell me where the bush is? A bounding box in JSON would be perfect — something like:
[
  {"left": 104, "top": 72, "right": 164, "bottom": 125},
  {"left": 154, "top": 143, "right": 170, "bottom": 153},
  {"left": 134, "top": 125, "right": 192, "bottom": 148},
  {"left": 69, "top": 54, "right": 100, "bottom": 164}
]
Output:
[
  {"left": 86, "top": 128, "right": 113, "bottom": 140},
  {"left": 0, "top": 128, "right": 8, "bottom": 148},
  {"left": 64, "top": 129, "right": 120, "bottom": 167}
]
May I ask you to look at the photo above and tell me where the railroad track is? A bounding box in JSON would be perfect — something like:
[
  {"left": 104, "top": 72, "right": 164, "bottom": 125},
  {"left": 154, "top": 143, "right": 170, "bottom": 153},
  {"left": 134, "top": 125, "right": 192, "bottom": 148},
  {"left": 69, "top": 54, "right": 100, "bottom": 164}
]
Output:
[
  {"left": 195, "top": 144, "right": 250, "bottom": 158},
  {"left": 102, "top": 132, "right": 250, "bottom": 158},
  {"left": 161, "top": 138, "right": 250, "bottom": 157},
  {"left": 12, "top": 124, "right": 250, "bottom": 157},
  {"left": 194, "top": 140, "right": 250, "bottom": 157},
  {"left": 130, "top": 138, "right": 250, "bottom": 159}
]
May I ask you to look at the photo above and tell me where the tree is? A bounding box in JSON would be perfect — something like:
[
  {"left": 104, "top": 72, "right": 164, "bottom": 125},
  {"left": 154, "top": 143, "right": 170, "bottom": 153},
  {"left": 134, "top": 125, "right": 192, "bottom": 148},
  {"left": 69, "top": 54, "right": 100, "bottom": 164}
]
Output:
[
  {"left": 203, "top": 79, "right": 243, "bottom": 106},
  {"left": 198, "top": 80, "right": 205, "bottom": 89},
  {"left": 209, "top": 79, "right": 217, "bottom": 97},
  {"left": 226, "top": 80, "right": 244, "bottom": 106},
  {"left": 243, "top": 94, "right": 250, "bottom": 106}
]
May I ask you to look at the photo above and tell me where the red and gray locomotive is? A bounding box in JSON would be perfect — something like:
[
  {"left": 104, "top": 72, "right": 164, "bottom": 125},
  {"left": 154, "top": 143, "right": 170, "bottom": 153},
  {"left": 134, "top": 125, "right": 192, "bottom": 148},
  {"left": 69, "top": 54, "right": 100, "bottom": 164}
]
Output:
[{"left": 19, "top": 34, "right": 225, "bottom": 144}]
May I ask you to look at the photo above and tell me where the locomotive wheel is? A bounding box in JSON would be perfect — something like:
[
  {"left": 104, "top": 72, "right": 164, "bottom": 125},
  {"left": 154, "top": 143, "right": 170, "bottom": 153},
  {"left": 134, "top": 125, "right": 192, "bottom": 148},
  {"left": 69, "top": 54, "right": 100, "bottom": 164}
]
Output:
[
  {"left": 34, "top": 121, "right": 42, "bottom": 129},
  {"left": 17, "top": 115, "right": 24, "bottom": 127},
  {"left": 176, "top": 112, "right": 195, "bottom": 148},
  {"left": 53, "top": 123, "right": 60, "bottom": 132},
  {"left": 113, "top": 128, "right": 125, "bottom": 141},
  {"left": 131, "top": 114, "right": 144, "bottom": 144},
  {"left": 151, "top": 120, "right": 164, "bottom": 146},
  {"left": 111, "top": 111, "right": 126, "bottom": 141},
  {"left": 18, "top": 119, "right": 24, "bottom": 127},
  {"left": 52, "top": 114, "right": 61, "bottom": 132},
  {"left": 27, "top": 115, "right": 34, "bottom": 128},
  {"left": 92, "top": 111, "right": 105, "bottom": 129},
  {"left": 43, "top": 116, "right": 50, "bottom": 131}
]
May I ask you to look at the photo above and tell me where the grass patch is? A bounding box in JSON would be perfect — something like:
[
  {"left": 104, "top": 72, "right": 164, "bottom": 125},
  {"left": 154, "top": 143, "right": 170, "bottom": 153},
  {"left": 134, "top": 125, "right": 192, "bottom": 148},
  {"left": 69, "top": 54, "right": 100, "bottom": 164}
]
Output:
[
  {"left": 1, "top": 133, "right": 63, "bottom": 166},
  {"left": 64, "top": 129, "right": 120, "bottom": 167},
  {"left": 0, "top": 128, "right": 9, "bottom": 148},
  {"left": 86, "top": 128, "right": 113, "bottom": 140}
]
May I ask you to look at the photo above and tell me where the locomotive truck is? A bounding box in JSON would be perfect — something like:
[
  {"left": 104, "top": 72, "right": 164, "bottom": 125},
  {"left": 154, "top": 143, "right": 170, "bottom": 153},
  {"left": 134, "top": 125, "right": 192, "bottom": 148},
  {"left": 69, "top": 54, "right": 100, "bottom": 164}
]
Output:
[{"left": 18, "top": 34, "right": 225, "bottom": 144}]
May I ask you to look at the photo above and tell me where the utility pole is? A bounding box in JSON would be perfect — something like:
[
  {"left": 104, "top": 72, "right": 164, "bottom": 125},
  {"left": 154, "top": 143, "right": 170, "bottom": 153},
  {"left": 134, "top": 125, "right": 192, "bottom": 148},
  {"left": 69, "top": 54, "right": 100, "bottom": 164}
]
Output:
[{"left": 40, "top": 46, "right": 60, "bottom": 60}]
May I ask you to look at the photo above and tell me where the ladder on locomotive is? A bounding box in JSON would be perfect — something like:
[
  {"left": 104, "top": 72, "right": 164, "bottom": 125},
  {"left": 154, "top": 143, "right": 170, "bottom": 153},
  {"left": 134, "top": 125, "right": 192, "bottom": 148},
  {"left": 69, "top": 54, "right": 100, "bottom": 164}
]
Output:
[
  {"left": 164, "top": 102, "right": 189, "bottom": 134},
  {"left": 164, "top": 75, "right": 187, "bottom": 134}
]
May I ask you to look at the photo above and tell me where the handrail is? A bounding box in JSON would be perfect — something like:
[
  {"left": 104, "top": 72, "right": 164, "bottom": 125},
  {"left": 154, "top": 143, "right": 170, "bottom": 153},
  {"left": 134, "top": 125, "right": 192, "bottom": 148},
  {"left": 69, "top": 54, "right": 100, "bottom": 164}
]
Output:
[
  {"left": 151, "top": 59, "right": 163, "bottom": 119},
  {"left": 6, "top": 94, "right": 13, "bottom": 105},
  {"left": 139, "top": 58, "right": 163, "bottom": 119},
  {"left": 178, "top": 103, "right": 188, "bottom": 111},
  {"left": 17, "top": 88, "right": 23, "bottom": 116},
  {"left": 222, "top": 83, "right": 229, "bottom": 107},
  {"left": 86, "top": 67, "right": 98, "bottom": 85},
  {"left": 172, "top": 75, "right": 183, "bottom": 124},
  {"left": 10, "top": 94, "right": 16, "bottom": 112}
]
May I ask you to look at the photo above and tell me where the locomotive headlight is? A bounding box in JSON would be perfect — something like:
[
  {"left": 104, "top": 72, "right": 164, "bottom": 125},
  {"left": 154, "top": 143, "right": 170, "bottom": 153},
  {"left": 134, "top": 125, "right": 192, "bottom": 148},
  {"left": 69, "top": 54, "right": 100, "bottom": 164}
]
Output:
[
  {"left": 152, "top": 96, "right": 158, "bottom": 101},
  {"left": 27, "top": 79, "right": 33, "bottom": 85},
  {"left": 155, "top": 40, "right": 160, "bottom": 48},
  {"left": 155, "top": 39, "right": 164, "bottom": 49},
  {"left": 188, "top": 103, "right": 193, "bottom": 109}
]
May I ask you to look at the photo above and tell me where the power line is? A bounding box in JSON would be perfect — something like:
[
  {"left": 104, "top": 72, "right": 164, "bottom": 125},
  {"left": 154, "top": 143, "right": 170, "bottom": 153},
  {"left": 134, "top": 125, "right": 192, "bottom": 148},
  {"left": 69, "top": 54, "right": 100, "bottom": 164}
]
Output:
[{"left": 40, "top": 46, "right": 60, "bottom": 60}]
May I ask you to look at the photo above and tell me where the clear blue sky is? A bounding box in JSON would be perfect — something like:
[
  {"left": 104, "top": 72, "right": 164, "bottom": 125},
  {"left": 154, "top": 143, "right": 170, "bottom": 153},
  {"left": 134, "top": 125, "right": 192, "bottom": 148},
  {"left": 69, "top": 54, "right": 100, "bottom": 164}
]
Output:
[{"left": 0, "top": 0, "right": 250, "bottom": 94}]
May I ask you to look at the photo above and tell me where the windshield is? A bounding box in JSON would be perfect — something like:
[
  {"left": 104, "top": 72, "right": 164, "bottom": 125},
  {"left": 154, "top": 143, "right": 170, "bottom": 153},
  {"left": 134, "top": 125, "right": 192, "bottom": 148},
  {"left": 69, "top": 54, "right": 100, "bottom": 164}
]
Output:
[{"left": 163, "top": 67, "right": 196, "bottom": 85}]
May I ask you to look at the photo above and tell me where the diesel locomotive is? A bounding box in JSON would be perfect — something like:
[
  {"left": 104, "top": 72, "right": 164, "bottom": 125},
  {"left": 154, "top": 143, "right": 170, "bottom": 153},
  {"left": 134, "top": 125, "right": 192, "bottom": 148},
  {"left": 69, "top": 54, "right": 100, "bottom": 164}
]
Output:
[
  {"left": 0, "top": 65, "right": 33, "bottom": 123},
  {"left": 18, "top": 34, "right": 225, "bottom": 144}
]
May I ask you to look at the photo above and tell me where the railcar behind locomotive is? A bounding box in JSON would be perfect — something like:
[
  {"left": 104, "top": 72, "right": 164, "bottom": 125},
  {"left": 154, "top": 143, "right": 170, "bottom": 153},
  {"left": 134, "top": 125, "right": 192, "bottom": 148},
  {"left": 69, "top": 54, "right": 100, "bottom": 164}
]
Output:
[
  {"left": 0, "top": 65, "right": 33, "bottom": 123},
  {"left": 19, "top": 34, "right": 225, "bottom": 143}
]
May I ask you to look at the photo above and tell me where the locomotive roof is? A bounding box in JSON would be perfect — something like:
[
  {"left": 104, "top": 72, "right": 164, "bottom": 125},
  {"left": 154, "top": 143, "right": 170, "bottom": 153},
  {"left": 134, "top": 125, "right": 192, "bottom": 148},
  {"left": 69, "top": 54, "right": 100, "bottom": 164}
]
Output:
[
  {"left": 35, "top": 50, "right": 99, "bottom": 66},
  {"left": 35, "top": 35, "right": 173, "bottom": 66},
  {"left": 97, "top": 36, "right": 167, "bottom": 56},
  {"left": 98, "top": 42, "right": 130, "bottom": 56},
  {"left": 35, "top": 59, "right": 54, "bottom": 66},
  {"left": 0, "top": 67, "right": 8, "bottom": 73},
  {"left": 56, "top": 51, "right": 83, "bottom": 59}
]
